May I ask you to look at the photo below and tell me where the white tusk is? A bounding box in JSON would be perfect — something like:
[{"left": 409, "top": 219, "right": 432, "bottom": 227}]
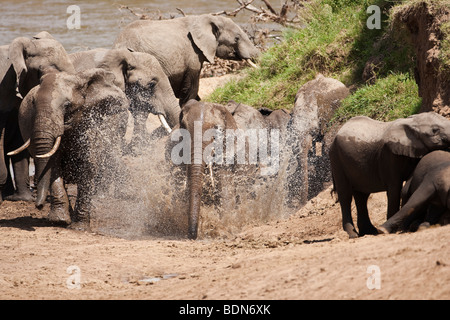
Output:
[
  {"left": 208, "top": 162, "right": 214, "bottom": 189},
  {"left": 15, "top": 87, "right": 23, "bottom": 99},
  {"left": 7, "top": 139, "right": 30, "bottom": 156},
  {"left": 158, "top": 114, "right": 172, "bottom": 133},
  {"left": 35, "top": 136, "right": 61, "bottom": 158},
  {"left": 246, "top": 59, "right": 259, "bottom": 69}
]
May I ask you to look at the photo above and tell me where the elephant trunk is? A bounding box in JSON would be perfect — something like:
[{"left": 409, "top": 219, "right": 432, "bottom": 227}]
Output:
[
  {"left": 187, "top": 117, "right": 208, "bottom": 239},
  {"left": 33, "top": 131, "right": 55, "bottom": 208},
  {"left": 163, "top": 92, "right": 181, "bottom": 129},
  {"left": 187, "top": 163, "right": 203, "bottom": 239}
]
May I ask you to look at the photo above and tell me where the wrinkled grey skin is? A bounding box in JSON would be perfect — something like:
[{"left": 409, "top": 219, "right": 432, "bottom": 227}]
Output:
[
  {"left": 175, "top": 100, "right": 238, "bottom": 239},
  {"left": 224, "top": 101, "right": 291, "bottom": 131},
  {"left": 0, "top": 32, "right": 75, "bottom": 204},
  {"left": 174, "top": 100, "right": 290, "bottom": 239},
  {"left": 114, "top": 14, "right": 260, "bottom": 105},
  {"left": 70, "top": 48, "right": 180, "bottom": 150},
  {"left": 18, "top": 69, "right": 129, "bottom": 230},
  {"left": 0, "top": 45, "right": 26, "bottom": 203},
  {"left": 379, "top": 150, "right": 450, "bottom": 234},
  {"left": 329, "top": 112, "right": 450, "bottom": 238}
]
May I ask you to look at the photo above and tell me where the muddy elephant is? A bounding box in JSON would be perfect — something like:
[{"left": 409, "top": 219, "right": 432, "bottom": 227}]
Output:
[
  {"left": 13, "top": 68, "right": 129, "bottom": 229},
  {"left": 286, "top": 74, "right": 350, "bottom": 208},
  {"left": 171, "top": 100, "right": 287, "bottom": 239},
  {"left": 1, "top": 32, "right": 75, "bottom": 203},
  {"left": 224, "top": 101, "right": 291, "bottom": 131},
  {"left": 170, "top": 100, "right": 239, "bottom": 239},
  {"left": 69, "top": 48, "right": 180, "bottom": 150},
  {"left": 329, "top": 112, "right": 450, "bottom": 238},
  {"left": 114, "top": 14, "right": 260, "bottom": 105},
  {"left": 379, "top": 150, "right": 450, "bottom": 234}
]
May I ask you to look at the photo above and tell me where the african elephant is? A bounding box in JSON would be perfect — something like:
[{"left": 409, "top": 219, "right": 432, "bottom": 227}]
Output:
[
  {"left": 171, "top": 100, "right": 287, "bottom": 239},
  {"left": 14, "top": 68, "right": 129, "bottom": 229},
  {"left": 224, "top": 101, "right": 291, "bottom": 131},
  {"left": 171, "top": 100, "right": 238, "bottom": 239},
  {"left": 114, "top": 14, "right": 260, "bottom": 105},
  {"left": 69, "top": 48, "right": 180, "bottom": 150},
  {"left": 329, "top": 112, "right": 450, "bottom": 238},
  {"left": 0, "top": 45, "right": 27, "bottom": 203},
  {"left": 287, "top": 74, "right": 350, "bottom": 207},
  {"left": 0, "top": 31, "right": 75, "bottom": 204},
  {"left": 378, "top": 150, "right": 450, "bottom": 234}
]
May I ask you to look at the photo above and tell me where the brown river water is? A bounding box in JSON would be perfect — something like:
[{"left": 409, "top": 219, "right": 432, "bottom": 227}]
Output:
[{"left": 0, "top": 0, "right": 282, "bottom": 52}]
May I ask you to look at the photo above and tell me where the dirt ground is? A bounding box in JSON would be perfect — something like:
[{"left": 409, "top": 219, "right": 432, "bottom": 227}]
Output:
[
  {"left": 1, "top": 186, "right": 449, "bottom": 300},
  {"left": 1, "top": 76, "right": 449, "bottom": 300}
]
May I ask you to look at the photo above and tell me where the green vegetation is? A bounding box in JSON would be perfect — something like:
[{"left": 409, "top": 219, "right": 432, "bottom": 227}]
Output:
[
  {"left": 333, "top": 73, "right": 421, "bottom": 122},
  {"left": 440, "top": 20, "right": 450, "bottom": 79},
  {"left": 207, "top": 0, "right": 423, "bottom": 122}
]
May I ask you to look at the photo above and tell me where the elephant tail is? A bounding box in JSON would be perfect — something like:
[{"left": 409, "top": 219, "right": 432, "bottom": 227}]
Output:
[{"left": 330, "top": 174, "right": 339, "bottom": 203}]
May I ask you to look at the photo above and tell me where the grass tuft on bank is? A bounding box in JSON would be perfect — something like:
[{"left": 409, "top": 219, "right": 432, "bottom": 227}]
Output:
[{"left": 207, "top": 0, "right": 423, "bottom": 122}]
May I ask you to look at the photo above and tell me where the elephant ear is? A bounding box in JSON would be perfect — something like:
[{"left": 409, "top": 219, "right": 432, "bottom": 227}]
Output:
[
  {"left": 188, "top": 14, "right": 220, "bottom": 64},
  {"left": 385, "top": 119, "right": 428, "bottom": 158},
  {"left": 81, "top": 68, "right": 117, "bottom": 88},
  {"left": 8, "top": 37, "right": 31, "bottom": 92},
  {"left": 98, "top": 49, "right": 129, "bottom": 91}
]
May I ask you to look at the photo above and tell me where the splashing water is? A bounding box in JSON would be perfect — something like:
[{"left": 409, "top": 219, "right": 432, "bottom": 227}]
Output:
[{"left": 84, "top": 112, "right": 316, "bottom": 240}]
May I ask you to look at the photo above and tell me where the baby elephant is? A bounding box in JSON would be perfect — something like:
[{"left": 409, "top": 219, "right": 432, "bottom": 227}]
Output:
[{"left": 379, "top": 150, "right": 450, "bottom": 233}]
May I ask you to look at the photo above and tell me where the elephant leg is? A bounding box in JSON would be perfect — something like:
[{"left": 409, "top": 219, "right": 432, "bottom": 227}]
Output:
[
  {"left": 3, "top": 108, "right": 31, "bottom": 201},
  {"left": 339, "top": 193, "right": 357, "bottom": 238},
  {"left": 386, "top": 181, "right": 402, "bottom": 219},
  {"left": 0, "top": 123, "right": 8, "bottom": 204},
  {"left": 354, "top": 191, "right": 377, "bottom": 236},
  {"left": 2, "top": 161, "right": 15, "bottom": 198},
  {"left": 71, "top": 182, "right": 92, "bottom": 231},
  {"left": 43, "top": 152, "right": 71, "bottom": 224},
  {"left": 4, "top": 153, "right": 32, "bottom": 201},
  {"left": 179, "top": 71, "right": 201, "bottom": 106},
  {"left": 331, "top": 167, "right": 358, "bottom": 238},
  {"left": 48, "top": 176, "right": 71, "bottom": 225},
  {"left": 424, "top": 204, "right": 445, "bottom": 226},
  {"left": 379, "top": 182, "right": 434, "bottom": 233}
]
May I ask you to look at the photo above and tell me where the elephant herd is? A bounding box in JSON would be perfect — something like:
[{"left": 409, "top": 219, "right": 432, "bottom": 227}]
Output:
[{"left": 1, "top": 14, "right": 449, "bottom": 240}]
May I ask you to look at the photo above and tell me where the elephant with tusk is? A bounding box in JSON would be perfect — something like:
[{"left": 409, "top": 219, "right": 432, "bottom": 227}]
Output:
[
  {"left": 11, "top": 68, "right": 129, "bottom": 230},
  {"left": 69, "top": 48, "right": 180, "bottom": 152},
  {"left": 1, "top": 31, "right": 75, "bottom": 204},
  {"left": 171, "top": 100, "right": 289, "bottom": 239},
  {"left": 114, "top": 14, "right": 260, "bottom": 106}
]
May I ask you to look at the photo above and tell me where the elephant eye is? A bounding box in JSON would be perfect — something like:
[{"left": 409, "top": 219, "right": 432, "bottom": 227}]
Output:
[
  {"left": 432, "top": 126, "right": 440, "bottom": 135},
  {"left": 235, "top": 35, "right": 240, "bottom": 43}
]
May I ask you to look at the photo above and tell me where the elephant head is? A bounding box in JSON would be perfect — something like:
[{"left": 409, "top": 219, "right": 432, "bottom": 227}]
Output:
[
  {"left": 175, "top": 100, "right": 238, "bottom": 239},
  {"left": 385, "top": 112, "right": 450, "bottom": 158},
  {"left": 70, "top": 48, "right": 181, "bottom": 150},
  {"left": 189, "top": 14, "right": 260, "bottom": 64},
  {"left": 114, "top": 14, "right": 260, "bottom": 106},
  {"left": 98, "top": 49, "right": 180, "bottom": 130},
  {"left": 8, "top": 31, "right": 75, "bottom": 97},
  {"left": 17, "top": 68, "right": 129, "bottom": 224}
]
